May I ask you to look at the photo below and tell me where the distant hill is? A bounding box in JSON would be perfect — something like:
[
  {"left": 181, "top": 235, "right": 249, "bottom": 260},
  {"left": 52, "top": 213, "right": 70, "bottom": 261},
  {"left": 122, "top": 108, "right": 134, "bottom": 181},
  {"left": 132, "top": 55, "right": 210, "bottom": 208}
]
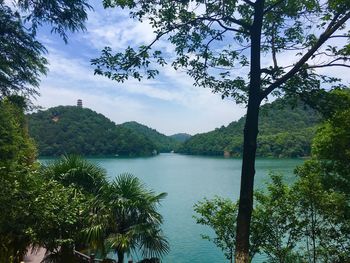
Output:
[
  {"left": 120, "top": 121, "right": 180, "bottom": 152},
  {"left": 27, "top": 106, "right": 157, "bottom": 157},
  {"left": 177, "top": 99, "right": 321, "bottom": 158},
  {"left": 169, "top": 133, "right": 191, "bottom": 143}
]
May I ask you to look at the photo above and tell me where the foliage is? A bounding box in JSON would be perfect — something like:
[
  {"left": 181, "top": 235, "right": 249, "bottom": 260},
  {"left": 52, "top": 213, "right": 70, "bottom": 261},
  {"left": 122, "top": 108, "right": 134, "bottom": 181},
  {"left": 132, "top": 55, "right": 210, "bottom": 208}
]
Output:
[
  {"left": 0, "top": 166, "right": 91, "bottom": 263},
  {"left": 28, "top": 106, "right": 157, "bottom": 156},
  {"left": 84, "top": 174, "right": 169, "bottom": 263},
  {"left": 42, "top": 154, "right": 107, "bottom": 196},
  {"left": 294, "top": 162, "right": 350, "bottom": 262},
  {"left": 0, "top": 97, "right": 88, "bottom": 263},
  {"left": 254, "top": 175, "right": 304, "bottom": 263},
  {"left": 0, "top": 97, "right": 37, "bottom": 168},
  {"left": 193, "top": 196, "right": 265, "bottom": 263},
  {"left": 169, "top": 133, "right": 191, "bottom": 143},
  {"left": 194, "top": 197, "right": 237, "bottom": 262},
  {"left": 312, "top": 109, "right": 350, "bottom": 195},
  {"left": 120, "top": 121, "right": 180, "bottom": 152},
  {"left": 0, "top": 3, "right": 47, "bottom": 99},
  {"left": 195, "top": 171, "right": 350, "bottom": 263},
  {"left": 179, "top": 98, "right": 320, "bottom": 157},
  {"left": 0, "top": 0, "right": 90, "bottom": 99},
  {"left": 255, "top": 171, "right": 350, "bottom": 263},
  {"left": 92, "top": 1, "right": 349, "bottom": 99}
]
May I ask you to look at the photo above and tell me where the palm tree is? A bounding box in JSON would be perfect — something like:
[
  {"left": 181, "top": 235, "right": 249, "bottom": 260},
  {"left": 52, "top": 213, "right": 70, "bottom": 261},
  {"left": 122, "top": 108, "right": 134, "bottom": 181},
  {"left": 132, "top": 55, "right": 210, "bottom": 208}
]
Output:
[
  {"left": 84, "top": 174, "right": 169, "bottom": 263},
  {"left": 42, "top": 154, "right": 107, "bottom": 195},
  {"left": 40, "top": 155, "right": 108, "bottom": 262}
]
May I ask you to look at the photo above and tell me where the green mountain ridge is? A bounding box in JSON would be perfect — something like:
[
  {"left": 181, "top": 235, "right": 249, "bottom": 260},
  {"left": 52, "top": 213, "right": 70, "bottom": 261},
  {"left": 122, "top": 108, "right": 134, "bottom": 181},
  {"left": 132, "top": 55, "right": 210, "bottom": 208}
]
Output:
[
  {"left": 177, "top": 99, "right": 321, "bottom": 158},
  {"left": 27, "top": 106, "right": 157, "bottom": 157},
  {"left": 169, "top": 133, "right": 192, "bottom": 143},
  {"left": 119, "top": 121, "right": 180, "bottom": 152}
]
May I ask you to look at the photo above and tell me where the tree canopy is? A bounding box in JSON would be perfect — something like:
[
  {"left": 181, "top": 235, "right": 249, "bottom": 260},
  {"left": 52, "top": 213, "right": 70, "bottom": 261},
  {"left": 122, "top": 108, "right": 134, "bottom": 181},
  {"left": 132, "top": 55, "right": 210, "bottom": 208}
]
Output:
[
  {"left": 0, "top": 0, "right": 91, "bottom": 99},
  {"left": 92, "top": 0, "right": 349, "bottom": 100}
]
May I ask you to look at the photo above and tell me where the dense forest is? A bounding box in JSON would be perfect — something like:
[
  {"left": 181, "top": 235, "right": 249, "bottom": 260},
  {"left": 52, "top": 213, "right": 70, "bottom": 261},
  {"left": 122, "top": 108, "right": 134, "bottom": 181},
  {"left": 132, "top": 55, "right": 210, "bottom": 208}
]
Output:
[
  {"left": 169, "top": 133, "right": 192, "bottom": 143},
  {"left": 178, "top": 99, "right": 321, "bottom": 157},
  {"left": 28, "top": 106, "right": 157, "bottom": 156},
  {"left": 120, "top": 121, "right": 180, "bottom": 152}
]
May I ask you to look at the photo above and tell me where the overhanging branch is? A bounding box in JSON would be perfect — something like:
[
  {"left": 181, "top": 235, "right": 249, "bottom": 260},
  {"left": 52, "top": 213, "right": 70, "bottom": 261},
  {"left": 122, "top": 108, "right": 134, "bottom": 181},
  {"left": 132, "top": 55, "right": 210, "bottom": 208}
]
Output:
[{"left": 260, "top": 11, "right": 350, "bottom": 99}]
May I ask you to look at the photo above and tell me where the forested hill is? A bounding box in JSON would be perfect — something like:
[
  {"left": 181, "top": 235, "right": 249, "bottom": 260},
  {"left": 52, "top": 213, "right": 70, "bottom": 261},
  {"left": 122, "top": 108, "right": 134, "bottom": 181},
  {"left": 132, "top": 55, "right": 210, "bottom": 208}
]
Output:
[
  {"left": 119, "top": 121, "right": 180, "bottom": 152},
  {"left": 27, "top": 106, "right": 157, "bottom": 156},
  {"left": 169, "top": 133, "right": 192, "bottom": 143},
  {"left": 177, "top": 99, "right": 321, "bottom": 158}
]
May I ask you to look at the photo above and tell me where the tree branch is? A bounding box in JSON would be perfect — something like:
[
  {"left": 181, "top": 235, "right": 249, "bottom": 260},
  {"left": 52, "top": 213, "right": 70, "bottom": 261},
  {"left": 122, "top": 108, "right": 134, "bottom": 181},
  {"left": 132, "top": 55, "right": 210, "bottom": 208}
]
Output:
[
  {"left": 204, "top": 29, "right": 228, "bottom": 68},
  {"left": 214, "top": 19, "right": 247, "bottom": 34},
  {"left": 260, "top": 11, "right": 350, "bottom": 99},
  {"left": 224, "top": 16, "right": 252, "bottom": 30},
  {"left": 263, "top": 0, "right": 284, "bottom": 15},
  {"left": 242, "top": 0, "right": 255, "bottom": 7},
  {"left": 306, "top": 63, "right": 350, "bottom": 69}
]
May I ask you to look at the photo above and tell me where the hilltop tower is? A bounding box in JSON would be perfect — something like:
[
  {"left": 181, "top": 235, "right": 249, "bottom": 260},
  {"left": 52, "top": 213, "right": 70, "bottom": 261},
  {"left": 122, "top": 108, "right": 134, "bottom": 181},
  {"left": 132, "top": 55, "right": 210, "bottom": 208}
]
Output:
[{"left": 77, "top": 99, "right": 83, "bottom": 108}]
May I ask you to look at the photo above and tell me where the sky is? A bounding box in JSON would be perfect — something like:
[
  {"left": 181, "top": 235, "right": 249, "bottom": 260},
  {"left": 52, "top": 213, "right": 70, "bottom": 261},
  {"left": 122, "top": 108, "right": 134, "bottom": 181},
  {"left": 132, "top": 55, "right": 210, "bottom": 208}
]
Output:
[
  {"left": 32, "top": 2, "right": 246, "bottom": 136},
  {"left": 31, "top": 1, "right": 349, "bottom": 136}
]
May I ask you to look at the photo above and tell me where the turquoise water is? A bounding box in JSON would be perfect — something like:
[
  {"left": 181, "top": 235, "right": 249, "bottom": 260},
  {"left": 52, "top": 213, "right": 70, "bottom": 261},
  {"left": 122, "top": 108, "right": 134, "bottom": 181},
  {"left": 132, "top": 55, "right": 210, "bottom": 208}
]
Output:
[{"left": 82, "top": 154, "right": 303, "bottom": 263}]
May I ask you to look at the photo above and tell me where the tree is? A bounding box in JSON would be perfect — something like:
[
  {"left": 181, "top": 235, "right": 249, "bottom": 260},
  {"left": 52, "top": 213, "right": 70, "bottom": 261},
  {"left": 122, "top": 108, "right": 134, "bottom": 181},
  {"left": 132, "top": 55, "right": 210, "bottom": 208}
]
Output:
[
  {"left": 294, "top": 161, "right": 350, "bottom": 262},
  {"left": 0, "top": 98, "right": 89, "bottom": 263},
  {"left": 194, "top": 197, "right": 238, "bottom": 263},
  {"left": 42, "top": 154, "right": 108, "bottom": 196},
  {"left": 254, "top": 175, "right": 303, "bottom": 263},
  {"left": 84, "top": 174, "right": 169, "bottom": 263},
  {"left": 0, "top": 96, "right": 37, "bottom": 168},
  {"left": 90, "top": 0, "right": 350, "bottom": 261},
  {"left": 194, "top": 196, "right": 262, "bottom": 263},
  {"left": 0, "top": 0, "right": 91, "bottom": 99}
]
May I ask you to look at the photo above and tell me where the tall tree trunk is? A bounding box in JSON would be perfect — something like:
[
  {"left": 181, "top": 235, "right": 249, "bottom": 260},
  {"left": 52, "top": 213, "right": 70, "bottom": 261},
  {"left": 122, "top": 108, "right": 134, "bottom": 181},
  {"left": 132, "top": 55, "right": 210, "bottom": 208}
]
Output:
[
  {"left": 117, "top": 250, "right": 124, "bottom": 263},
  {"left": 234, "top": 0, "right": 265, "bottom": 262},
  {"left": 234, "top": 93, "right": 260, "bottom": 263}
]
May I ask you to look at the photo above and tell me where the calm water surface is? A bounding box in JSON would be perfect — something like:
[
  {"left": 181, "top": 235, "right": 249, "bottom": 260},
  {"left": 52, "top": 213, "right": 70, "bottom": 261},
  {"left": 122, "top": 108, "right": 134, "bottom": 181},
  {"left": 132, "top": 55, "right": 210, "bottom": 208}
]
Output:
[{"left": 42, "top": 154, "right": 303, "bottom": 263}]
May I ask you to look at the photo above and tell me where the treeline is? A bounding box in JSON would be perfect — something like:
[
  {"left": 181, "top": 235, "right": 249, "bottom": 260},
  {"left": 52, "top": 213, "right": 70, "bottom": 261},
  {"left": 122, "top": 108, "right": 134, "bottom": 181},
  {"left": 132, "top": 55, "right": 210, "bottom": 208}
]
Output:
[
  {"left": 120, "top": 121, "right": 181, "bottom": 152},
  {"left": 178, "top": 98, "right": 321, "bottom": 157},
  {"left": 28, "top": 106, "right": 157, "bottom": 156}
]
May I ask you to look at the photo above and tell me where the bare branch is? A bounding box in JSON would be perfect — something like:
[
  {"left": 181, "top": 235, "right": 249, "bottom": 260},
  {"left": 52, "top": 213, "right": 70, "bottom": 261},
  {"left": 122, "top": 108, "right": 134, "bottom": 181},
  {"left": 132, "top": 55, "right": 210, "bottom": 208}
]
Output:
[
  {"left": 242, "top": 0, "right": 255, "bottom": 7},
  {"left": 271, "top": 23, "right": 278, "bottom": 70},
  {"left": 305, "top": 57, "right": 350, "bottom": 69},
  {"left": 329, "top": 35, "right": 349, "bottom": 39},
  {"left": 224, "top": 16, "right": 252, "bottom": 30},
  {"left": 260, "top": 11, "right": 350, "bottom": 99},
  {"left": 306, "top": 63, "right": 350, "bottom": 69},
  {"left": 261, "top": 68, "right": 274, "bottom": 74},
  {"left": 214, "top": 19, "right": 247, "bottom": 34}
]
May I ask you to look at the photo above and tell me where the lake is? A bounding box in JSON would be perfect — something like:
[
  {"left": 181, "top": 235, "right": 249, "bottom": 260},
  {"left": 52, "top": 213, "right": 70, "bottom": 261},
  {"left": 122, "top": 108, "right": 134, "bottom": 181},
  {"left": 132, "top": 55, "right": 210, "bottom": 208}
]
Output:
[{"left": 80, "top": 153, "right": 303, "bottom": 263}]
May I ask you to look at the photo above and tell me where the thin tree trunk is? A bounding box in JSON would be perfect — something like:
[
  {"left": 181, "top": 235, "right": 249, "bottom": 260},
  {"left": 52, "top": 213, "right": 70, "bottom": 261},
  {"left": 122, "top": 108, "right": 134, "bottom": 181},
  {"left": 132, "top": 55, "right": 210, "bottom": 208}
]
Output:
[
  {"left": 235, "top": 0, "right": 265, "bottom": 262},
  {"left": 234, "top": 95, "right": 260, "bottom": 263},
  {"left": 117, "top": 251, "right": 124, "bottom": 263}
]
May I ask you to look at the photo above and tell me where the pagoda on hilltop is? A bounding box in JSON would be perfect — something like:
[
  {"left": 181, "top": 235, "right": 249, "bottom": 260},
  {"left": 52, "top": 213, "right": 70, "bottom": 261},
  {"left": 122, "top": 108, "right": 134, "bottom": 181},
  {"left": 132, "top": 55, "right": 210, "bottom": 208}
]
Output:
[{"left": 77, "top": 99, "right": 83, "bottom": 108}]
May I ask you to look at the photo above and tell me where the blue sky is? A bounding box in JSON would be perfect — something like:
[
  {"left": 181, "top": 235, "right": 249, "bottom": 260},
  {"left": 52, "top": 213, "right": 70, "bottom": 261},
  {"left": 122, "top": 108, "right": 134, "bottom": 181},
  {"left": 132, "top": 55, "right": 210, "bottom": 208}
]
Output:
[
  {"left": 31, "top": 1, "right": 349, "bottom": 135},
  {"left": 32, "top": 1, "right": 245, "bottom": 136}
]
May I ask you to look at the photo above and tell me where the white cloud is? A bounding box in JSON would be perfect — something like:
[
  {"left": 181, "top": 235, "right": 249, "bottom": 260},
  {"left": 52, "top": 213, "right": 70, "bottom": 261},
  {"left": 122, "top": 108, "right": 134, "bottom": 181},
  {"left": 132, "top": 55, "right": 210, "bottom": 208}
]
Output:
[{"left": 37, "top": 43, "right": 245, "bottom": 135}]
